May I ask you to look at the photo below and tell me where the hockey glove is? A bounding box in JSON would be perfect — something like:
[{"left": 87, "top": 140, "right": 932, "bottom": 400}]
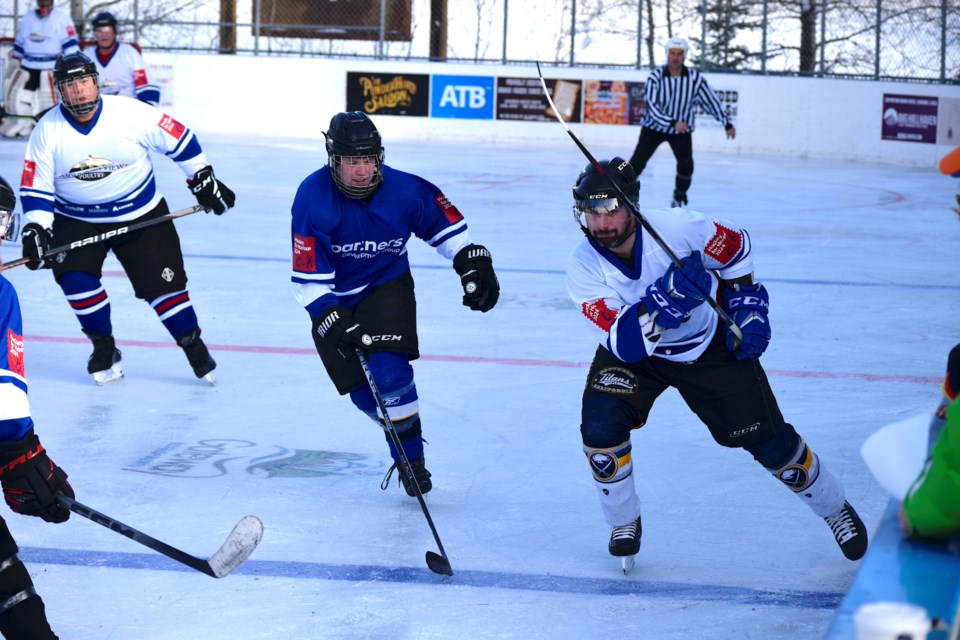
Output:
[
  {"left": 722, "top": 282, "right": 770, "bottom": 360},
  {"left": 313, "top": 305, "right": 372, "bottom": 360},
  {"left": 641, "top": 251, "right": 711, "bottom": 329},
  {"left": 0, "top": 430, "right": 73, "bottom": 523},
  {"left": 453, "top": 245, "right": 500, "bottom": 312},
  {"left": 188, "top": 165, "right": 236, "bottom": 215},
  {"left": 20, "top": 223, "right": 52, "bottom": 270}
]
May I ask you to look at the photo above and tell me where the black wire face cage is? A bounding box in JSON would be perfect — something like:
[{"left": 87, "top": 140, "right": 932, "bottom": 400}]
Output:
[
  {"left": 328, "top": 151, "right": 384, "bottom": 199},
  {"left": 55, "top": 73, "right": 100, "bottom": 117},
  {"left": 0, "top": 210, "right": 18, "bottom": 242}
]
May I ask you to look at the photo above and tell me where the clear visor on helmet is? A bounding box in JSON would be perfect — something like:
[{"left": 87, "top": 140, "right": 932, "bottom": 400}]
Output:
[
  {"left": 0, "top": 210, "right": 19, "bottom": 242},
  {"left": 55, "top": 73, "right": 100, "bottom": 117},
  {"left": 573, "top": 196, "right": 622, "bottom": 220}
]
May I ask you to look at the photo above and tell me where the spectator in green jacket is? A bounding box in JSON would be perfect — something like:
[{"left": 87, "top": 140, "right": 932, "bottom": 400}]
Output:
[{"left": 899, "top": 343, "right": 960, "bottom": 540}]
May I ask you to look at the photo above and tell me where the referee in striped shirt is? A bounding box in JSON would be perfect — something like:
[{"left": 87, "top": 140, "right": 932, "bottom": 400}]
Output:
[{"left": 628, "top": 37, "right": 736, "bottom": 208}]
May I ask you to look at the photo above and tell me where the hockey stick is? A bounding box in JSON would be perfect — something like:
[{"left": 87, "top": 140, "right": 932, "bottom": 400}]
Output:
[
  {"left": 57, "top": 495, "right": 263, "bottom": 578},
  {"left": 356, "top": 349, "right": 454, "bottom": 576},
  {"left": 535, "top": 63, "right": 743, "bottom": 347},
  {"left": 0, "top": 204, "right": 206, "bottom": 273}
]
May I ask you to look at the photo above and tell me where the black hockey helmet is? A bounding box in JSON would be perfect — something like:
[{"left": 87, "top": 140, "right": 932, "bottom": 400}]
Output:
[
  {"left": 572, "top": 157, "right": 639, "bottom": 226},
  {"left": 324, "top": 111, "right": 384, "bottom": 199},
  {"left": 91, "top": 11, "right": 118, "bottom": 32},
  {"left": 0, "top": 175, "right": 18, "bottom": 242},
  {"left": 53, "top": 52, "right": 100, "bottom": 117}
]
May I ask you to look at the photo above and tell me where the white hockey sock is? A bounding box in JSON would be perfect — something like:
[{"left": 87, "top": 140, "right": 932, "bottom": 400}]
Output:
[
  {"left": 585, "top": 442, "right": 642, "bottom": 526},
  {"left": 767, "top": 439, "right": 844, "bottom": 517}
]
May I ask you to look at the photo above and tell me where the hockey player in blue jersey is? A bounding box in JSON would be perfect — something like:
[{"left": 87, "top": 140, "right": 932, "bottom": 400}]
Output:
[
  {"left": 0, "top": 175, "right": 75, "bottom": 639},
  {"left": 291, "top": 111, "right": 500, "bottom": 496},
  {"left": 18, "top": 52, "right": 235, "bottom": 385}
]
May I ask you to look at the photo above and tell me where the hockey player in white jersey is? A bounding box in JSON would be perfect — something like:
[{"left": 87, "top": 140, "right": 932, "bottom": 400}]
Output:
[
  {"left": 18, "top": 52, "right": 236, "bottom": 385},
  {"left": 83, "top": 12, "right": 159, "bottom": 106},
  {"left": 565, "top": 158, "right": 867, "bottom": 572},
  {"left": 0, "top": 0, "right": 79, "bottom": 138},
  {"left": 0, "top": 175, "right": 75, "bottom": 640}
]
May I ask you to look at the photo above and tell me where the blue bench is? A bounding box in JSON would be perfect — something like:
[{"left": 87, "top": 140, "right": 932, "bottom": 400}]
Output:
[{"left": 825, "top": 499, "right": 960, "bottom": 639}]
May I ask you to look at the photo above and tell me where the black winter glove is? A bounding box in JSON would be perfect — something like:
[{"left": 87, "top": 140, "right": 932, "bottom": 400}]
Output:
[
  {"left": 313, "top": 305, "right": 372, "bottom": 360},
  {"left": 453, "top": 245, "right": 500, "bottom": 312},
  {"left": 188, "top": 165, "right": 235, "bottom": 215},
  {"left": 0, "top": 430, "right": 74, "bottom": 523},
  {"left": 21, "top": 223, "right": 52, "bottom": 270}
]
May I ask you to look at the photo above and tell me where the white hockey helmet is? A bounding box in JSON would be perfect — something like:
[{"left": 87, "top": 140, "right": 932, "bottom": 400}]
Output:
[{"left": 665, "top": 37, "right": 689, "bottom": 56}]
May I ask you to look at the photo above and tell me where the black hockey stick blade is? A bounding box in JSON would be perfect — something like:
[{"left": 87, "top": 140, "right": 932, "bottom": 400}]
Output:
[
  {"left": 0, "top": 204, "right": 206, "bottom": 273},
  {"left": 58, "top": 496, "right": 264, "bottom": 578},
  {"left": 426, "top": 550, "right": 453, "bottom": 576},
  {"left": 534, "top": 62, "right": 743, "bottom": 348}
]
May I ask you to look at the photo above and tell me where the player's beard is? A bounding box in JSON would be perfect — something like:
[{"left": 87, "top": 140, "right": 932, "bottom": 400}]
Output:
[{"left": 590, "top": 217, "right": 636, "bottom": 249}]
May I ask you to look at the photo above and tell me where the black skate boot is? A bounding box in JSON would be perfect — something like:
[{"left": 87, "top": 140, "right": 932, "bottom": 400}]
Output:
[
  {"left": 177, "top": 327, "right": 216, "bottom": 383},
  {"left": 670, "top": 190, "right": 688, "bottom": 208},
  {"left": 83, "top": 330, "right": 123, "bottom": 385},
  {"left": 381, "top": 457, "right": 433, "bottom": 497},
  {"left": 609, "top": 514, "right": 642, "bottom": 574},
  {"left": 824, "top": 501, "right": 868, "bottom": 561}
]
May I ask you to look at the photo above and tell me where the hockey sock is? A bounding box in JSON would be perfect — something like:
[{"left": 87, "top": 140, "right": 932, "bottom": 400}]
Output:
[
  {"left": 385, "top": 416, "right": 425, "bottom": 462},
  {"left": 764, "top": 438, "right": 844, "bottom": 517},
  {"left": 0, "top": 520, "right": 57, "bottom": 639},
  {"left": 584, "top": 441, "right": 642, "bottom": 526},
  {"left": 59, "top": 271, "right": 111, "bottom": 335},
  {"left": 147, "top": 290, "right": 198, "bottom": 339}
]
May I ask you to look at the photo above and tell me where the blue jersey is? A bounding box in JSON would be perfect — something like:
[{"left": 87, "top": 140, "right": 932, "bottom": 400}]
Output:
[
  {"left": 290, "top": 165, "right": 473, "bottom": 316},
  {"left": 0, "top": 276, "right": 33, "bottom": 442}
]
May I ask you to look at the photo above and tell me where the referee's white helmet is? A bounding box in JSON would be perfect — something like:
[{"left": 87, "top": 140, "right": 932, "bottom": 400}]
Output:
[{"left": 665, "top": 37, "right": 689, "bottom": 56}]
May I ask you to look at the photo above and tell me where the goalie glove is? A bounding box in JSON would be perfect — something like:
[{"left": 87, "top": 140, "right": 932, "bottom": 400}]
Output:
[
  {"left": 453, "top": 244, "right": 500, "bottom": 312},
  {"left": 722, "top": 282, "right": 770, "bottom": 360},
  {"left": 188, "top": 165, "right": 236, "bottom": 215},
  {"left": 0, "top": 430, "right": 73, "bottom": 523}
]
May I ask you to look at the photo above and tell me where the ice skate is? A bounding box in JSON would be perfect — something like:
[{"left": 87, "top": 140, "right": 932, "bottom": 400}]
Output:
[
  {"left": 381, "top": 457, "right": 432, "bottom": 497},
  {"left": 670, "top": 191, "right": 688, "bottom": 208},
  {"left": 824, "top": 501, "right": 868, "bottom": 561},
  {"left": 177, "top": 327, "right": 216, "bottom": 384},
  {"left": 83, "top": 330, "right": 123, "bottom": 386},
  {"left": 609, "top": 515, "right": 642, "bottom": 574}
]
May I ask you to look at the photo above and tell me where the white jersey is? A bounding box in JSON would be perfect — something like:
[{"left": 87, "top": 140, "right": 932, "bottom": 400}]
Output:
[
  {"left": 566, "top": 207, "right": 754, "bottom": 363},
  {"left": 12, "top": 7, "right": 79, "bottom": 70},
  {"left": 19, "top": 95, "right": 209, "bottom": 228},
  {"left": 83, "top": 43, "right": 160, "bottom": 106}
]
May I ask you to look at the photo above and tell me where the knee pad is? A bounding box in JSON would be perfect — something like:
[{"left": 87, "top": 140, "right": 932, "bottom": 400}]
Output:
[
  {"left": 581, "top": 392, "right": 644, "bottom": 450},
  {"left": 743, "top": 423, "right": 800, "bottom": 470}
]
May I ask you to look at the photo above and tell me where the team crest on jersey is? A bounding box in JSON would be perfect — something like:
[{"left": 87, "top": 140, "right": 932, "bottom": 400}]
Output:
[
  {"left": 589, "top": 367, "right": 638, "bottom": 394},
  {"left": 21, "top": 160, "right": 36, "bottom": 188},
  {"left": 434, "top": 193, "right": 464, "bottom": 224},
  {"left": 581, "top": 299, "right": 617, "bottom": 331},
  {"left": 158, "top": 114, "right": 186, "bottom": 140},
  {"left": 293, "top": 235, "right": 316, "bottom": 271},
  {"left": 67, "top": 156, "right": 125, "bottom": 181},
  {"left": 7, "top": 329, "right": 25, "bottom": 377},
  {"left": 704, "top": 223, "right": 743, "bottom": 265}
]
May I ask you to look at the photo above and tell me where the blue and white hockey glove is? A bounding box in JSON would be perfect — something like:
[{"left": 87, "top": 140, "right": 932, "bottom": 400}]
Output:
[
  {"left": 641, "top": 251, "right": 711, "bottom": 329},
  {"left": 722, "top": 282, "right": 770, "bottom": 360}
]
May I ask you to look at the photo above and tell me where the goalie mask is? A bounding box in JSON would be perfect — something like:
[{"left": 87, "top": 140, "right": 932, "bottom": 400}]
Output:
[
  {"left": 0, "top": 176, "right": 18, "bottom": 242},
  {"left": 325, "top": 111, "right": 384, "bottom": 199},
  {"left": 53, "top": 52, "right": 100, "bottom": 118}
]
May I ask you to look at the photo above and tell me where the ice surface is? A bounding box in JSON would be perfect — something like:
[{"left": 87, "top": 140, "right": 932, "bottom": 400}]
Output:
[{"left": 0, "top": 131, "right": 956, "bottom": 639}]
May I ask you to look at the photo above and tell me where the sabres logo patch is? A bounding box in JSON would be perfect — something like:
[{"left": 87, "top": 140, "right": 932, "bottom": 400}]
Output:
[{"left": 589, "top": 451, "right": 619, "bottom": 481}]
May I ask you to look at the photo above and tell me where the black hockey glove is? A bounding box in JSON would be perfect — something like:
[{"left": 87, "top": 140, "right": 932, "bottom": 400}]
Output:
[
  {"left": 453, "top": 245, "right": 500, "bottom": 313},
  {"left": 0, "top": 430, "right": 74, "bottom": 523},
  {"left": 313, "top": 305, "right": 372, "bottom": 360},
  {"left": 722, "top": 282, "right": 770, "bottom": 360},
  {"left": 21, "top": 223, "right": 52, "bottom": 270},
  {"left": 188, "top": 165, "right": 236, "bottom": 215}
]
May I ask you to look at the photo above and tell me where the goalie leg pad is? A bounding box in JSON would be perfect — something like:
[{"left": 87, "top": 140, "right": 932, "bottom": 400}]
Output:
[{"left": 0, "top": 68, "right": 36, "bottom": 138}]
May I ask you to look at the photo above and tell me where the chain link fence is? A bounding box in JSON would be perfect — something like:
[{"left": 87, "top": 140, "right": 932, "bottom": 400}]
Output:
[{"left": 1, "top": 0, "right": 956, "bottom": 82}]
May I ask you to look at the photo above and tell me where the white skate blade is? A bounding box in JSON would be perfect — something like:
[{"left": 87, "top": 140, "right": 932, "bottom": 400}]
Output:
[
  {"left": 92, "top": 363, "right": 124, "bottom": 386},
  {"left": 621, "top": 555, "right": 636, "bottom": 575},
  {"left": 202, "top": 372, "right": 217, "bottom": 386}
]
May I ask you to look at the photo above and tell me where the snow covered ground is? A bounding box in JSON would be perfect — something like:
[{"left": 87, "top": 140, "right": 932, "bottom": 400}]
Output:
[{"left": 0, "top": 131, "right": 955, "bottom": 639}]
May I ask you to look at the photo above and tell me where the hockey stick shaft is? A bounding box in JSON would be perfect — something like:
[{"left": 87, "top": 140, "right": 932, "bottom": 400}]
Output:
[
  {"left": 356, "top": 350, "right": 453, "bottom": 576},
  {"left": 0, "top": 204, "right": 206, "bottom": 273},
  {"left": 57, "top": 495, "right": 263, "bottom": 578},
  {"left": 535, "top": 63, "right": 742, "bottom": 345}
]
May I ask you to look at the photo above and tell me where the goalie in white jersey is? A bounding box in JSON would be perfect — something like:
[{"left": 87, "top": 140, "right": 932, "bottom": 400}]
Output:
[
  {"left": 565, "top": 158, "right": 867, "bottom": 572},
  {"left": 0, "top": 0, "right": 79, "bottom": 138},
  {"left": 82, "top": 12, "right": 160, "bottom": 106},
  {"left": 17, "top": 52, "right": 236, "bottom": 386}
]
